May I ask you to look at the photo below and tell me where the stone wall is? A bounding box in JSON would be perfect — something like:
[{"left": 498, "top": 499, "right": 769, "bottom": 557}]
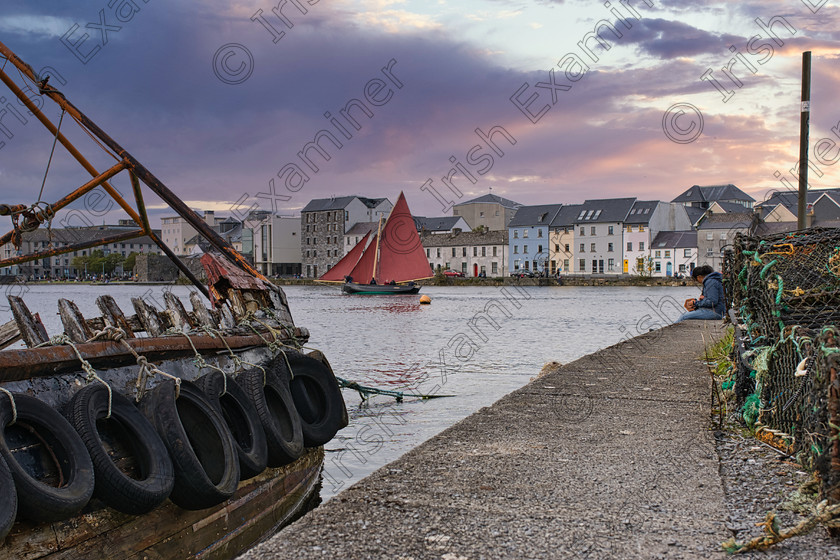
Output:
[{"left": 135, "top": 253, "right": 179, "bottom": 282}]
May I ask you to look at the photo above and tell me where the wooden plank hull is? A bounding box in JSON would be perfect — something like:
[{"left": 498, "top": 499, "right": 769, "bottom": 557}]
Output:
[
  {"left": 341, "top": 283, "right": 421, "bottom": 295},
  {"left": 1, "top": 447, "right": 324, "bottom": 560}
]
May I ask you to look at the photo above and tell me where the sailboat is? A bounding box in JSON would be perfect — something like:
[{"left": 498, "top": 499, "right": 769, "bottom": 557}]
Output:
[{"left": 319, "top": 192, "right": 433, "bottom": 294}]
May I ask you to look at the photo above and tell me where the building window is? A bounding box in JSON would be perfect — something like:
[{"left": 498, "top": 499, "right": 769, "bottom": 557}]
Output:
[
  {"left": 524, "top": 246, "right": 529, "bottom": 254},
  {"left": 590, "top": 243, "right": 596, "bottom": 252},
  {"left": 639, "top": 225, "right": 645, "bottom": 232},
  {"left": 706, "top": 233, "right": 714, "bottom": 240},
  {"left": 664, "top": 250, "right": 671, "bottom": 258},
  {"left": 580, "top": 243, "right": 585, "bottom": 253},
  {"left": 639, "top": 242, "right": 645, "bottom": 252},
  {"left": 480, "top": 211, "right": 485, "bottom": 217},
  {"left": 608, "top": 258, "right": 615, "bottom": 271},
  {"left": 491, "top": 262, "right": 498, "bottom": 274},
  {"left": 473, "top": 247, "right": 478, "bottom": 257},
  {"left": 514, "top": 259, "right": 520, "bottom": 270},
  {"left": 608, "top": 243, "right": 613, "bottom": 252},
  {"left": 492, "top": 246, "right": 497, "bottom": 257},
  {"left": 627, "top": 242, "right": 633, "bottom": 252},
  {"left": 592, "top": 260, "right": 597, "bottom": 273},
  {"left": 655, "top": 262, "right": 661, "bottom": 273},
  {"left": 452, "top": 248, "right": 456, "bottom": 257},
  {"left": 579, "top": 258, "right": 586, "bottom": 270},
  {"left": 720, "top": 233, "right": 727, "bottom": 240},
  {"left": 514, "top": 230, "right": 518, "bottom": 238},
  {"left": 537, "top": 245, "right": 543, "bottom": 254},
  {"left": 608, "top": 226, "right": 614, "bottom": 235},
  {"left": 564, "top": 243, "right": 570, "bottom": 252},
  {"left": 626, "top": 225, "right": 633, "bottom": 232},
  {"left": 523, "top": 230, "right": 529, "bottom": 238},
  {"left": 679, "top": 264, "right": 686, "bottom": 273},
  {"left": 537, "top": 229, "right": 543, "bottom": 238},
  {"left": 580, "top": 227, "right": 585, "bottom": 236},
  {"left": 563, "top": 259, "right": 569, "bottom": 270},
  {"left": 514, "top": 245, "right": 519, "bottom": 254},
  {"left": 590, "top": 226, "right": 596, "bottom": 236},
  {"left": 481, "top": 246, "right": 486, "bottom": 257},
  {"left": 437, "top": 248, "right": 441, "bottom": 257},
  {"left": 554, "top": 244, "right": 560, "bottom": 252},
  {"left": 706, "top": 248, "right": 714, "bottom": 257},
  {"left": 426, "top": 249, "right": 430, "bottom": 257},
  {"left": 655, "top": 250, "right": 661, "bottom": 258},
  {"left": 684, "top": 249, "right": 692, "bottom": 258}
]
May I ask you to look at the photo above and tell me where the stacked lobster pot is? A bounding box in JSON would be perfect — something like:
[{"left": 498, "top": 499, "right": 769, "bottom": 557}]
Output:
[{"left": 725, "top": 229, "right": 840, "bottom": 522}]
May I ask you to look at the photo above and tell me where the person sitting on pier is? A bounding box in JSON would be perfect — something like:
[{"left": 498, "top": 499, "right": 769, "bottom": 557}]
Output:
[
  {"left": 676, "top": 265, "right": 725, "bottom": 322},
  {"left": 369, "top": 277, "right": 377, "bottom": 285}
]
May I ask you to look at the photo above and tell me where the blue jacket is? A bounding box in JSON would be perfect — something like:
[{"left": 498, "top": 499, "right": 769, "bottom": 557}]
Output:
[{"left": 695, "top": 271, "right": 726, "bottom": 315}]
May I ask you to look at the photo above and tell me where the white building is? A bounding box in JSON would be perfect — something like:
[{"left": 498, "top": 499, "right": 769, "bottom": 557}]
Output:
[
  {"left": 161, "top": 210, "right": 223, "bottom": 256},
  {"left": 422, "top": 230, "right": 507, "bottom": 277},
  {"left": 624, "top": 201, "right": 692, "bottom": 275},
  {"left": 649, "top": 231, "right": 698, "bottom": 277},
  {"left": 252, "top": 214, "right": 301, "bottom": 276}
]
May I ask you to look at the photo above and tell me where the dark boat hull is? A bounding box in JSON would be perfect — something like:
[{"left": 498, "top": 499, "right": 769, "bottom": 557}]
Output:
[
  {"left": 1, "top": 447, "right": 324, "bottom": 560},
  {"left": 341, "top": 283, "right": 421, "bottom": 295}
]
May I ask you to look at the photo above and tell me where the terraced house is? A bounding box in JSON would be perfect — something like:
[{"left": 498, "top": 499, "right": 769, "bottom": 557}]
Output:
[
  {"left": 422, "top": 230, "right": 507, "bottom": 277},
  {"left": 507, "top": 204, "right": 562, "bottom": 275}
]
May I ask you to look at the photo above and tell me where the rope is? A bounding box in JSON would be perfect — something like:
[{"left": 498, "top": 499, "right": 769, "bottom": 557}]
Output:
[
  {"left": 37, "top": 109, "right": 64, "bottom": 203},
  {"left": 0, "top": 387, "right": 16, "bottom": 425},
  {"left": 722, "top": 501, "right": 840, "bottom": 554},
  {"left": 199, "top": 325, "right": 267, "bottom": 385},
  {"left": 85, "top": 326, "right": 181, "bottom": 402},
  {"left": 40, "top": 333, "right": 114, "bottom": 418},
  {"left": 169, "top": 327, "right": 228, "bottom": 395}
]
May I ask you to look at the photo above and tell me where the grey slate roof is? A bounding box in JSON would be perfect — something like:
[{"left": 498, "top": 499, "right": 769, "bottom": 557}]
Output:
[
  {"left": 711, "top": 201, "right": 751, "bottom": 213},
  {"left": 302, "top": 196, "right": 387, "bottom": 212},
  {"left": 507, "top": 204, "right": 563, "bottom": 227},
  {"left": 454, "top": 193, "right": 521, "bottom": 209},
  {"left": 696, "top": 212, "right": 755, "bottom": 230},
  {"left": 19, "top": 226, "right": 160, "bottom": 247},
  {"left": 685, "top": 206, "right": 706, "bottom": 226},
  {"left": 549, "top": 204, "right": 584, "bottom": 228},
  {"left": 574, "top": 198, "right": 636, "bottom": 224},
  {"left": 345, "top": 222, "right": 379, "bottom": 236},
  {"left": 756, "top": 188, "right": 840, "bottom": 210},
  {"left": 625, "top": 200, "right": 659, "bottom": 225},
  {"left": 420, "top": 230, "right": 506, "bottom": 247},
  {"left": 651, "top": 230, "right": 697, "bottom": 249},
  {"left": 414, "top": 216, "right": 465, "bottom": 232},
  {"left": 672, "top": 184, "right": 754, "bottom": 204}
]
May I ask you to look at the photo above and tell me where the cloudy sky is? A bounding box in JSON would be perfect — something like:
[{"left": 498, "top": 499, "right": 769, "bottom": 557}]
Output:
[{"left": 1, "top": 0, "right": 839, "bottom": 226}]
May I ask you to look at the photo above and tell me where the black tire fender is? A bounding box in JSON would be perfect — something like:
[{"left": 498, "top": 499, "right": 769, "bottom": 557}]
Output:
[
  {"left": 138, "top": 379, "right": 240, "bottom": 511},
  {"left": 238, "top": 367, "right": 303, "bottom": 467},
  {"left": 65, "top": 383, "right": 175, "bottom": 515},
  {"left": 0, "top": 453, "right": 16, "bottom": 541},
  {"left": 286, "top": 352, "right": 347, "bottom": 447},
  {"left": 0, "top": 393, "right": 94, "bottom": 522},
  {"left": 195, "top": 371, "right": 269, "bottom": 480}
]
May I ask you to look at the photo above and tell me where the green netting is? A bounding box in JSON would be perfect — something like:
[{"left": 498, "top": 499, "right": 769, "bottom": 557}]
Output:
[{"left": 725, "top": 229, "right": 840, "bottom": 504}]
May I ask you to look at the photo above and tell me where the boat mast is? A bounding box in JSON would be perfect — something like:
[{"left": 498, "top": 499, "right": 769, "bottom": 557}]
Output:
[{"left": 372, "top": 215, "right": 383, "bottom": 281}]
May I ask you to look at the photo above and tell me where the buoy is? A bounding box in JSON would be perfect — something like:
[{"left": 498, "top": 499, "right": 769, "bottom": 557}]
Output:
[{"left": 419, "top": 295, "right": 431, "bottom": 304}]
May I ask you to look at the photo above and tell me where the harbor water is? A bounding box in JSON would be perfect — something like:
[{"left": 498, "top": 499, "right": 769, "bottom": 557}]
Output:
[{"left": 0, "top": 283, "right": 699, "bottom": 499}]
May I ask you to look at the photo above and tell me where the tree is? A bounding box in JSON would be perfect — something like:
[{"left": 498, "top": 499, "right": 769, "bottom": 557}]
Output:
[
  {"left": 123, "top": 251, "right": 138, "bottom": 272},
  {"left": 72, "top": 249, "right": 124, "bottom": 276}
]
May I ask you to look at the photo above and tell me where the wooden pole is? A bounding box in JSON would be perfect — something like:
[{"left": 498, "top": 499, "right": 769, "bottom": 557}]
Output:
[{"left": 798, "top": 51, "right": 811, "bottom": 230}]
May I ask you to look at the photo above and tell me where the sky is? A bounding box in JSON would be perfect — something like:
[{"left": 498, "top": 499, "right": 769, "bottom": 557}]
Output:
[{"left": 1, "top": 0, "right": 840, "bottom": 228}]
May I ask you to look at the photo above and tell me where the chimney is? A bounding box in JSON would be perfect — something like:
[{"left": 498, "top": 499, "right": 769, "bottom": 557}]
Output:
[{"left": 204, "top": 210, "right": 215, "bottom": 225}]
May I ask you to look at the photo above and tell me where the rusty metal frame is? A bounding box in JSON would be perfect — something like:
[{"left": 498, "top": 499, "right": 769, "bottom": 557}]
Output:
[{"left": 0, "top": 40, "right": 273, "bottom": 301}]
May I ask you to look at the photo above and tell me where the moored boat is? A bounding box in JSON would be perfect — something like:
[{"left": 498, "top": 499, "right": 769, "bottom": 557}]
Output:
[
  {"left": 319, "top": 192, "right": 433, "bottom": 294},
  {"left": 0, "top": 40, "right": 347, "bottom": 558}
]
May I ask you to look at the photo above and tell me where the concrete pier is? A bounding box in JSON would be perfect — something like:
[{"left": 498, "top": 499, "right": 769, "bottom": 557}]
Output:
[{"left": 244, "top": 322, "right": 728, "bottom": 559}]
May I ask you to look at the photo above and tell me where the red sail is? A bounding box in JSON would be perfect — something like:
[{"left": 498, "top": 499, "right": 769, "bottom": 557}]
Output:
[
  {"left": 347, "top": 234, "right": 379, "bottom": 284},
  {"left": 319, "top": 231, "right": 371, "bottom": 282},
  {"left": 377, "top": 192, "right": 433, "bottom": 283}
]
